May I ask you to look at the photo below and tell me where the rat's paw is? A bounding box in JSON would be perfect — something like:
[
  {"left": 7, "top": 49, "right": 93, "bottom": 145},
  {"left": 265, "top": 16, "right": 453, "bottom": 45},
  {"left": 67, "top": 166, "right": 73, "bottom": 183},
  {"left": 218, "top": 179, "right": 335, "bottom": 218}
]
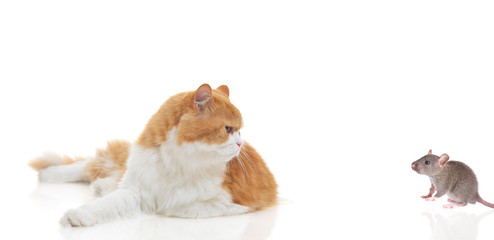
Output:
[
  {"left": 60, "top": 208, "right": 99, "bottom": 227},
  {"left": 421, "top": 195, "right": 432, "bottom": 199},
  {"left": 425, "top": 197, "right": 438, "bottom": 202},
  {"left": 443, "top": 202, "right": 466, "bottom": 209}
]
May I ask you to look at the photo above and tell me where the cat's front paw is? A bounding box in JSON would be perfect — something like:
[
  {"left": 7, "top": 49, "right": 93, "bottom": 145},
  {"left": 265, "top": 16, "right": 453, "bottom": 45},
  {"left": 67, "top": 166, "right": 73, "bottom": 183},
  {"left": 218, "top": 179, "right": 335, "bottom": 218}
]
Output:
[{"left": 60, "top": 208, "right": 99, "bottom": 227}]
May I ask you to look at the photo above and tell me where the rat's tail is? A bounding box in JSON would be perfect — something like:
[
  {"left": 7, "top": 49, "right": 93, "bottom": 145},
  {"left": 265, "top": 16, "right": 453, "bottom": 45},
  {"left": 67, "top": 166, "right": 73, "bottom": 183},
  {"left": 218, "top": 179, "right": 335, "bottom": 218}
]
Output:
[{"left": 477, "top": 194, "right": 494, "bottom": 208}]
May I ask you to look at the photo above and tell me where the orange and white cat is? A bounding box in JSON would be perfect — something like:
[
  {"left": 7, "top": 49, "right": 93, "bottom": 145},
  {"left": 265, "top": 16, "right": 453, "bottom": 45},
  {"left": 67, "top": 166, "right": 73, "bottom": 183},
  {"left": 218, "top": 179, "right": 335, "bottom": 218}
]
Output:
[{"left": 29, "top": 84, "right": 277, "bottom": 227}]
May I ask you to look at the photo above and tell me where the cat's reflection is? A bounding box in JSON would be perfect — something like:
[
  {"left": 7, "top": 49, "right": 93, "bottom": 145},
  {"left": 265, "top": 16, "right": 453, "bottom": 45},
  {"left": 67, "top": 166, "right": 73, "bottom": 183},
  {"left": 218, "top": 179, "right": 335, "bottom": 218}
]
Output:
[
  {"left": 60, "top": 207, "right": 277, "bottom": 240},
  {"left": 423, "top": 210, "right": 493, "bottom": 240}
]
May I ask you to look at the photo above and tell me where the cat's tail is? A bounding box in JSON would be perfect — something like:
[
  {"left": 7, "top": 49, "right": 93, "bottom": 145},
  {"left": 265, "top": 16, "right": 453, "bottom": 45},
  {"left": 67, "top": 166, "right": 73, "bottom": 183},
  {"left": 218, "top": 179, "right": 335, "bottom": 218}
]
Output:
[
  {"left": 29, "top": 151, "right": 92, "bottom": 183},
  {"left": 29, "top": 140, "right": 131, "bottom": 184},
  {"left": 29, "top": 152, "right": 86, "bottom": 171}
]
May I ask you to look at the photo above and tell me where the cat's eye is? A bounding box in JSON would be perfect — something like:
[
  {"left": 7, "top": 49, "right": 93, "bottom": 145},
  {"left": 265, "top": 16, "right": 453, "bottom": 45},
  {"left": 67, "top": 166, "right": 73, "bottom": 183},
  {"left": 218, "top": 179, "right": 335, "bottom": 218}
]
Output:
[
  {"left": 225, "top": 126, "right": 232, "bottom": 134},
  {"left": 425, "top": 161, "right": 430, "bottom": 165}
]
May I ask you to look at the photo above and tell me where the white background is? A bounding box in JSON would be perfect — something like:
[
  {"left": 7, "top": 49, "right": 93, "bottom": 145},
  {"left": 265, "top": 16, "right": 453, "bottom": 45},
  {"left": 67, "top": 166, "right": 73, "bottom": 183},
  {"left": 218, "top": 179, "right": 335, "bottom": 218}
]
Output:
[{"left": 1, "top": 1, "right": 494, "bottom": 239}]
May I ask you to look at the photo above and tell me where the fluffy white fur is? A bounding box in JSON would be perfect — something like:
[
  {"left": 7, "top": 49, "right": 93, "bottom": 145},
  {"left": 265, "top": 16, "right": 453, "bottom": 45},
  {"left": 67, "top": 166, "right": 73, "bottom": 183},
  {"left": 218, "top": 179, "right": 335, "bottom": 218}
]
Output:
[
  {"left": 39, "top": 160, "right": 88, "bottom": 183},
  {"left": 59, "top": 127, "right": 249, "bottom": 227}
]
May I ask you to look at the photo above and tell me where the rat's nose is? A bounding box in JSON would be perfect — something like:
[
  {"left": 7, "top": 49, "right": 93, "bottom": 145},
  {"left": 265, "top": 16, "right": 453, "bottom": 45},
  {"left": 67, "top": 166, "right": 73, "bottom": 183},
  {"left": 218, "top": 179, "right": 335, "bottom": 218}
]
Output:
[{"left": 411, "top": 163, "right": 417, "bottom": 170}]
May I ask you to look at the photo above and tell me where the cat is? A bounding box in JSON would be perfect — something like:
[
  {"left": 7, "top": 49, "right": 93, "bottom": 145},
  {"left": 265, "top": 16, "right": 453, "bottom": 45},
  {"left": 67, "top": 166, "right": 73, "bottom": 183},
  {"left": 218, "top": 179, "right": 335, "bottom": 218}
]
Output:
[{"left": 29, "top": 84, "right": 277, "bottom": 227}]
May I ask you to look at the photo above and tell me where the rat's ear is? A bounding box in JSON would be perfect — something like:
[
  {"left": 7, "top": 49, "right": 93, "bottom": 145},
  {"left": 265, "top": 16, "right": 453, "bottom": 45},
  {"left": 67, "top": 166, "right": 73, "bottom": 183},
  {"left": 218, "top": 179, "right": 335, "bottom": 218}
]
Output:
[
  {"left": 194, "top": 84, "right": 213, "bottom": 112},
  {"left": 438, "top": 154, "right": 449, "bottom": 167},
  {"left": 216, "top": 85, "right": 229, "bottom": 98},
  {"left": 428, "top": 149, "right": 432, "bottom": 155}
]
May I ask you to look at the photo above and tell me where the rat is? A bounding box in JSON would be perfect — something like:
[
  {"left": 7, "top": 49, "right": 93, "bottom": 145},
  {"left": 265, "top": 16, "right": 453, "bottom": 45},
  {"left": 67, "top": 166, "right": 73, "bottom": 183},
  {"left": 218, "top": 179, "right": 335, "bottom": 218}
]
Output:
[{"left": 411, "top": 150, "right": 494, "bottom": 209}]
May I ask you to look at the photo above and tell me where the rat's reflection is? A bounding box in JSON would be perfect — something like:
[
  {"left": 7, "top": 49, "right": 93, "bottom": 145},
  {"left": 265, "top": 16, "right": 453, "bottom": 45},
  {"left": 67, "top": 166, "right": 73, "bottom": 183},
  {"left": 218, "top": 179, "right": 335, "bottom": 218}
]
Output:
[
  {"left": 60, "top": 207, "right": 277, "bottom": 240},
  {"left": 423, "top": 210, "right": 493, "bottom": 240}
]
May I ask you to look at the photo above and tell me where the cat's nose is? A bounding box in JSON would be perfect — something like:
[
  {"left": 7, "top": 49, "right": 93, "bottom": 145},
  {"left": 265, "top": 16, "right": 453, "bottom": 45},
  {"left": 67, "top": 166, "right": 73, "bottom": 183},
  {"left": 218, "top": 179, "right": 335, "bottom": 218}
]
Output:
[{"left": 236, "top": 141, "right": 242, "bottom": 147}]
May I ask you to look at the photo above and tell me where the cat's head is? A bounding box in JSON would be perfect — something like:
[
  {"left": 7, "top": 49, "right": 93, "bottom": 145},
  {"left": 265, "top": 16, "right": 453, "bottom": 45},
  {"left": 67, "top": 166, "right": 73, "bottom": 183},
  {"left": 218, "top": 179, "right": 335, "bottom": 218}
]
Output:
[
  {"left": 138, "top": 84, "right": 244, "bottom": 160},
  {"left": 177, "top": 84, "right": 243, "bottom": 159}
]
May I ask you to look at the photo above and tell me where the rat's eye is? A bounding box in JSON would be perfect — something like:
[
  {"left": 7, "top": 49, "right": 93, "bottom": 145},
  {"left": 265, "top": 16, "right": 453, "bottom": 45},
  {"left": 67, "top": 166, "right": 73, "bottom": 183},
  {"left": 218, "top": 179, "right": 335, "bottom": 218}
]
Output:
[
  {"left": 225, "top": 126, "right": 232, "bottom": 134},
  {"left": 425, "top": 161, "right": 430, "bottom": 165}
]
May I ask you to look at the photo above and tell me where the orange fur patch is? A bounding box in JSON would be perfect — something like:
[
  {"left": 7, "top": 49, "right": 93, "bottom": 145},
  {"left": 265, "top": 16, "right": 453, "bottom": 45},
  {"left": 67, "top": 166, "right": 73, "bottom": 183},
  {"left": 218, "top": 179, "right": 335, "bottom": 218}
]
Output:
[
  {"left": 136, "top": 92, "right": 191, "bottom": 147},
  {"left": 223, "top": 142, "right": 278, "bottom": 210},
  {"left": 85, "top": 140, "right": 131, "bottom": 181}
]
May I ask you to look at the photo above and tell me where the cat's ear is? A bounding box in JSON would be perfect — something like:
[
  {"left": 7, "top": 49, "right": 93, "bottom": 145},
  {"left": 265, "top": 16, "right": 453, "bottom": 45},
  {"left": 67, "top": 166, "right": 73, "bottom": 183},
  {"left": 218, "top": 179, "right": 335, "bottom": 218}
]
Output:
[
  {"left": 194, "top": 84, "right": 213, "bottom": 112},
  {"left": 216, "top": 85, "right": 229, "bottom": 97}
]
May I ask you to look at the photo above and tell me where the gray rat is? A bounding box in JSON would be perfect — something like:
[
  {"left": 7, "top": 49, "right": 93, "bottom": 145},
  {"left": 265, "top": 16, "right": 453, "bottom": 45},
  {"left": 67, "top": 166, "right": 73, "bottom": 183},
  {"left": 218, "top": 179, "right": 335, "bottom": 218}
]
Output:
[{"left": 411, "top": 150, "right": 494, "bottom": 209}]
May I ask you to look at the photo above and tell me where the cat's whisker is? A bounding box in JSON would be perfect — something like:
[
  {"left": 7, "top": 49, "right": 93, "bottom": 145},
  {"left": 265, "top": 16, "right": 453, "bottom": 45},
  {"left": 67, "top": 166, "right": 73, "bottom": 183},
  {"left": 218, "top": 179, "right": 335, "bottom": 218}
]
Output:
[
  {"left": 231, "top": 157, "right": 238, "bottom": 171},
  {"left": 228, "top": 155, "right": 239, "bottom": 173},
  {"left": 241, "top": 148, "right": 257, "bottom": 170},
  {"left": 238, "top": 157, "right": 247, "bottom": 175},
  {"left": 240, "top": 146, "right": 252, "bottom": 153},
  {"left": 225, "top": 161, "right": 231, "bottom": 174},
  {"left": 240, "top": 147, "right": 257, "bottom": 171},
  {"left": 240, "top": 148, "right": 257, "bottom": 173},
  {"left": 235, "top": 150, "right": 248, "bottom": 178},
  {"left": 235, "top": 156, "right": 248, "bottom": 181}
]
